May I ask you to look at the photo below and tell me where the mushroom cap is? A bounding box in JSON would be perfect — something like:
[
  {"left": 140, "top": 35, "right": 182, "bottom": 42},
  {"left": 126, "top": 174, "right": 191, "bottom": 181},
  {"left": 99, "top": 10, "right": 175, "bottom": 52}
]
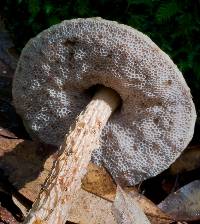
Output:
[{"left": 12, "top": 18, "right": 196, "bottom": 185}]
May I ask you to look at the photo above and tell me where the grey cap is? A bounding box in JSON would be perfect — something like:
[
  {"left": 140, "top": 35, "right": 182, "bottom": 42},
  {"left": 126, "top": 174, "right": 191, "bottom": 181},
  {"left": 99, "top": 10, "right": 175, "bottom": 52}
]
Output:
[{"left": 12, "top": 18, "right": 196, "bottom": 185}]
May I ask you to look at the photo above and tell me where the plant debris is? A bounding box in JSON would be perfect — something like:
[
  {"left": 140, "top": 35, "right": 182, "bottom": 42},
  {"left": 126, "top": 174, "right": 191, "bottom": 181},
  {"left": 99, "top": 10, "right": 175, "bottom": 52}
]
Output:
[
  {"left": 112, "top": 185, "right": 151, "bottom": 224},
  {"left": 0, "top": 16, "right": 199, "bottom": 224},
  {"left": 159, "top": 180, "right": 200, "bottom": 222}
]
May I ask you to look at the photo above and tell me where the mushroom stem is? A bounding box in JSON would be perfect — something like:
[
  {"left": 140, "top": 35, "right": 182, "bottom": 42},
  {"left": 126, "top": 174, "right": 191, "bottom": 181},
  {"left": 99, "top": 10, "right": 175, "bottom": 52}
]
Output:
[{"left": 24, "top": 87, "right": 121, "bottom": 224}]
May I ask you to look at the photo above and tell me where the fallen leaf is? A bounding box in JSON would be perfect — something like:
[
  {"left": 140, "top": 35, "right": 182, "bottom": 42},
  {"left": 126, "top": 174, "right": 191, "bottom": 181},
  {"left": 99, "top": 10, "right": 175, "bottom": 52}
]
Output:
[
  {"left": 158, "top": 180, "right": 200, "bottom": 221},
  {"left": 0, "top": 206, "right": 19, "bottom": 224},
  {"left": 67, "top": 184, "right": 172, "bottom": 224},
  {"left": 0, "top": 138, "right": 175, "bottom": 223},
  {"left": 0, "top": 139, "right": 117, "bottom": 223},
  {"left": 82, "top": 162, "right": 116, "bottom": 201},
  {"left": 128, "top": 188, "right": 173, "bottom": 224},
  {"left": 0, "top": 128, "right": 18, "bottom": 139},
  {"left": 0, "top": 138, "right": 56, "bottom": 201},
  {"left": 68, "top": 188, "right": 116, "bottom": 224},
  {"left": 112, "top": 185, "right": 151, "bottom": 224}
]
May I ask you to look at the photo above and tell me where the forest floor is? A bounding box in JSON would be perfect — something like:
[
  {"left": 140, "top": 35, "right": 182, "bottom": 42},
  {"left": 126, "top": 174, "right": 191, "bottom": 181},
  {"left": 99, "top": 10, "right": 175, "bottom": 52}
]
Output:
[{"left": 0, "top": 18, "right": 200, "bottom": 224}]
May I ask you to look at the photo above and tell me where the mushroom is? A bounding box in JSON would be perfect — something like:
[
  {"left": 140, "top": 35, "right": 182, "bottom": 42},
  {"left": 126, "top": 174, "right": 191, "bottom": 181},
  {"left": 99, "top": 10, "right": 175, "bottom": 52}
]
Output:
[{"left": 12, "top": 18, "right": 196, "bottom": 223}]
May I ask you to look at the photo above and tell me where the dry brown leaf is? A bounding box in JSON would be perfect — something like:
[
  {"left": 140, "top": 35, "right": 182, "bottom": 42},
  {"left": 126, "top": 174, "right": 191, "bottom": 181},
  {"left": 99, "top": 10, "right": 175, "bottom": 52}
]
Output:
[
  {"left": 112, "top": 185, "right": 151, "bottom": 224},
  {"left": 68, "top": 188, "right": 116, "bottom": 224},
  {"left": 0, "top": 138, "right": 174, "bottom": 223},
  {"left": 69, "top": 185, "right": 173, "bottom": 224},
  {"left": 83, "top": 166, "right": 173, "bottom": 223},
  {"left": 0, "top": 138, "right": 116, "bottom": 223},
  {"left": 0, "top": 128, "right": 18, "bottom": 139},
  {"left": 82, "top": 164, "right": 173, "bottom": 223},
  {"left": 159, "top": 180, "right": 200, "bottom": 221},
  {"left": 127, "top": 188, "right": 173, "bottom": 224},
  {"left": 0, "top": 138, "right": 23, "bottom": 156},
  {"left": 0, "top": 206, "right": 18, "bottom": 224},
  {"left": 0, "top": 138, "right": 56, "bottom": 201},
  {"left": 0, "top": 138, "right": 115, "bottom": 201},
  {"left": 82, "top": 162, "right": 116, "bottom": 201},
  {"left": 170, "top": 145, "right": 200, "bottom": 175}
]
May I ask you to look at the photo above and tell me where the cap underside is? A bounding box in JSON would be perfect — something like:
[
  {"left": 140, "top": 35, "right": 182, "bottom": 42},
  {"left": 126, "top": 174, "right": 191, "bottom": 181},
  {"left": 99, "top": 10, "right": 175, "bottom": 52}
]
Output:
[{"left": 12, "top": 18, "right": 196, "bottom": 185}]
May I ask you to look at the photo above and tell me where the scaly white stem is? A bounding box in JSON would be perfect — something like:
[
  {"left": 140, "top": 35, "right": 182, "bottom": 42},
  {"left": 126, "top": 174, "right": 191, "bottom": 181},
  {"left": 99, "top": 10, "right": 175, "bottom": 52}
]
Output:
[{"left": 24, "top": 87, "right": 121, "bottom": 224}]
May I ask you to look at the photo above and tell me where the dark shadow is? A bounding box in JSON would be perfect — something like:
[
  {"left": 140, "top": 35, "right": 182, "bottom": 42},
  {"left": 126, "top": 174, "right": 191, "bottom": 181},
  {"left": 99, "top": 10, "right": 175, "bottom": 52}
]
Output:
[
  {"left": 0, "top": 62, "right": 30, "bottom": 139},
  {"left": 0, "top": 140, "right": 58, "bottom": 214},
  {"left": 139, "top": 167, "right": 200, "bottom": 204},
  {"left": 0, "top": 190, "right": 24, "bottom": 222},
  {"left": 0, "top": 140, "right": 58, "bottom": 190},
  {"left": 0, "top": 98, "right": 30, "bottom": 139},
  {"left": 0, "top": 168, "right": 26, "bottom": 222},
  {"left": 65, "top": 222, "right": 77, "bottom": 224}
]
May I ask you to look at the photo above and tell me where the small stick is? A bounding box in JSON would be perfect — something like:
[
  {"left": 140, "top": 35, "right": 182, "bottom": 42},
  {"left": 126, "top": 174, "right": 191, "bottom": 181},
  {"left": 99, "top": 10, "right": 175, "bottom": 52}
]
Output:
[{"left": 24, "top": 87, "right": 121, "bottom": 224}]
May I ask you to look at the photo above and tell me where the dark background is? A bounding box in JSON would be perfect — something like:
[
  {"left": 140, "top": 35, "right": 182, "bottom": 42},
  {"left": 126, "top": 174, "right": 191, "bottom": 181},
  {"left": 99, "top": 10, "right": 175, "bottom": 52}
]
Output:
[{"left": 1, "top": 0, "right": 200, "bottom": 143}]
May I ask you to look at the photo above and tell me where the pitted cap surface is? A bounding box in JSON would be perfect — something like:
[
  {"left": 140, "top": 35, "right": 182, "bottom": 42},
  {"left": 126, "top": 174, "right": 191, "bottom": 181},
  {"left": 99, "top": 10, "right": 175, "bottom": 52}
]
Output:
[{"left": 13, "top": 18, "right": 196, "bottom": 185}]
